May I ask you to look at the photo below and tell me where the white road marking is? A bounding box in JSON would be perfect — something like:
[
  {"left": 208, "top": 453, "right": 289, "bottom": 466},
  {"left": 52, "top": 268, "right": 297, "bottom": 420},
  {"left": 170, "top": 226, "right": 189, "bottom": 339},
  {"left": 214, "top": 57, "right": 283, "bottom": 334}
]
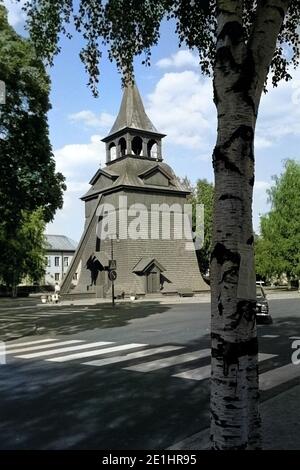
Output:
[
  {"left": 83, "top": 345, "right": 183, "bottom": 367},
  {"left": 16, "top": 341, "right": 114, "bottom": 359},
  {"left": 172, "top": 353, "right": 277, "bottom": 381},
  {"left": 173, "top": 365, "right": 211, "bottom": 381},
  {"left": 7, "top": 340, "right": 84, "bottom": 354},
  {"left": 5, "top": 338, "right": 57, "bottom": 349},
  {"left": 46, "top": 343, "right": 146, "bottom": 362},
  {"left": 260, "top": 363, "right": 300, "bottom": 391},
  {"left": 261, "top": 335, "right": 279, "bottom": 338},
  {"left": 124, "top": 349, "right": 211, "bottom": 373},
  {"left": 289, "top": 336, "right": 300, "bottom": 340}
]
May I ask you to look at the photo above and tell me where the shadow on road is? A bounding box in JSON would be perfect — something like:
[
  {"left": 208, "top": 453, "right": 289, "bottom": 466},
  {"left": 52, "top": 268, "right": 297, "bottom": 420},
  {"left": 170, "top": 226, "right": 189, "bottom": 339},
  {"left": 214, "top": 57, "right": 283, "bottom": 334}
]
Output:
[{"left": 0, "top": 302, "right": 171, "bottom": 341}]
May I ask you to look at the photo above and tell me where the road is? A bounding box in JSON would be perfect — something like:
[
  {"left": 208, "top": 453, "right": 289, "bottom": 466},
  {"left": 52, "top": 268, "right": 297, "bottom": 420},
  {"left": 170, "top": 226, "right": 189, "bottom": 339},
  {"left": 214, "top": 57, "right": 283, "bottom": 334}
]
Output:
[{"left": 0, "top": 297, "right": 299, "bottom": 449}]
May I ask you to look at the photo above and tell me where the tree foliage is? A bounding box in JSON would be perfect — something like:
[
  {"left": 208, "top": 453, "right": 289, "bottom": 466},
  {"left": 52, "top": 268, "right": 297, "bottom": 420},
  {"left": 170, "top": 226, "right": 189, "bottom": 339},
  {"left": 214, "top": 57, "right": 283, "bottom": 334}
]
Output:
[
  {"left": 0, "top": 5, "right": 66, "bottom": 229},
  {"left": 0, "top": 209, "right": 47, "bottom": 292},
  {"left": 179, "top": 177, "right": 214, "bottom": 277},
  {"left": 255, "top": 159, "right": 300, "bottom": 282},
  {"left": 195, "top": 178, "right": 214, "bottom": 276},
  {"left": 20, "top": 0, "right": 300, "bottom": 95}
]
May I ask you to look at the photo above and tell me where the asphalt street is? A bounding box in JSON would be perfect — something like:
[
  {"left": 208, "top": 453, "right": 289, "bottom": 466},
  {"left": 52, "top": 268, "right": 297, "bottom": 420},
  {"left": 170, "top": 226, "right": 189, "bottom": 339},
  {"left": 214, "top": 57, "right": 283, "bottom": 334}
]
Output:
[{"left": 0, "top": 297, "right": 299, "bottom": 449}]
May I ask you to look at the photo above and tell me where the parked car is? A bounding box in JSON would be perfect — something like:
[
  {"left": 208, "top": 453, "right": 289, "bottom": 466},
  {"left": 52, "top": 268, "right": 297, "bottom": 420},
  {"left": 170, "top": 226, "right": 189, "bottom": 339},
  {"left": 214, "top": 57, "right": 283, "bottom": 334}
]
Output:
[{"left": 256, "top": 284, "right": 272, "bottom": 324}]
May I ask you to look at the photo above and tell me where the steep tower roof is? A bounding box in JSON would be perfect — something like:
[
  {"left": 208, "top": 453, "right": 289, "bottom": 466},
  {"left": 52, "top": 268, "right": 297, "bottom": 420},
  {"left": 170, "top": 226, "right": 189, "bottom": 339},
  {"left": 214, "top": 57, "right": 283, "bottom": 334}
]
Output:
[{"left": 107, "top": 81, "right": 158, "bottom": 136}]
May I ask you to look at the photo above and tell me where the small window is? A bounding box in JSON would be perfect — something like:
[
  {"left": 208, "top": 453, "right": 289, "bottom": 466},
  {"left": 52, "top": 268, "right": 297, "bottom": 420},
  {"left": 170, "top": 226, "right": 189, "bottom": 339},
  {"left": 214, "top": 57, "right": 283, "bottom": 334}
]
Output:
[
  {"left": 73, "top": 273, "right": 78, "bottom": 281},
  {"left": 55, "top": 273, "right": 60, "bottom": 281},
  {"left": 46, "top": 257, "right": 51, "bottom": 267},
  {"left": 64, "top": 257, "right": 69, "bottom": 267},
  {"left": 55, "top": 257, "right": 60, "bottom": 267}
]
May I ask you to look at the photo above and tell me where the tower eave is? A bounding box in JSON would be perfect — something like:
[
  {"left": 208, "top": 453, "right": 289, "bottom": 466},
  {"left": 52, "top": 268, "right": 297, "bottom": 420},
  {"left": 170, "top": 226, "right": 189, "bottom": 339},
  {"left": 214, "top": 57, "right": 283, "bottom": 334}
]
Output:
[{"left": 101, "top": 126, "right": 166, "bottom": 143}]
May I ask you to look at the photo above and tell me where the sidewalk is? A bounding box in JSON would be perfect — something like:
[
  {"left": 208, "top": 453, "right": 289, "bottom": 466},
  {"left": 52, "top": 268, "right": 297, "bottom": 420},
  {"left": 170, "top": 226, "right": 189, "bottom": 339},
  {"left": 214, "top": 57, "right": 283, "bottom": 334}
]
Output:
[
  {"left": 169, "top": 383, "right": 300, "bottom": 450},
  {"left": 38, "top": 289, "right": 299, "bottom": 308},
  {"left": 41, "top": 293, "right": 211, "bottom": 307}
]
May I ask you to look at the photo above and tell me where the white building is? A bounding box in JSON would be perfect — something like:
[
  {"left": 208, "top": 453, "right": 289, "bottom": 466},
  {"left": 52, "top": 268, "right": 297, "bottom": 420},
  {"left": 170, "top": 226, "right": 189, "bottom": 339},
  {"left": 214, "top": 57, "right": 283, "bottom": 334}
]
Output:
[{"left": 45, "top": 235, "right": 78, "bottom": 287}]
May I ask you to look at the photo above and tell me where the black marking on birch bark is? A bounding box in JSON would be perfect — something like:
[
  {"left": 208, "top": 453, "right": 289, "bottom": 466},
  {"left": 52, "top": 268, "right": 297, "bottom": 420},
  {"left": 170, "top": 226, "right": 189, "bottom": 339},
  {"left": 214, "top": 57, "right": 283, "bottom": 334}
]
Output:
[
  {"left": 267, "top": 4, "right": 285, "bottom": 20},
  {"left": 227, "top": 300, "right": 257, "bottom": 330},
  {"left": 211, "top": 335, "right": 258, "bottom": 377},
  {"left": 213, "top": 146, "right": 242, "bottom": 175},
  {"left": 249, "top": 176, "right": 255, "bottom": 186},
  {"left": 223, "top": 125, "right": 254, "bottom": 149},
  {"left": 222, "top": 125, "right": 255, "bottom": 162},
  {"left": 219, "top": 266, "right": 239, "bottom": 284},
  {"left": 218, "top": 21, "right": 244, "bottom": 45},
  {"left": 211, "top": 408, "right": 243, "bottom": 431},
  {"left": 247, "top": 235, "right": 254, "bottom": 245},
  {"left": 231, "top": 50, "right": 256, "bottom": 112},
  {"left": 215, "top": 46, "right": 241, "bottom": 73},
  {"left": 219, "top": 194, "right": 242, "bottom": 202},
  {"left": 211, "top": 242, "right": 240, "bottom": 266},
  {"left": 213, "top": 81, "right": 220, "bottom": 106}
]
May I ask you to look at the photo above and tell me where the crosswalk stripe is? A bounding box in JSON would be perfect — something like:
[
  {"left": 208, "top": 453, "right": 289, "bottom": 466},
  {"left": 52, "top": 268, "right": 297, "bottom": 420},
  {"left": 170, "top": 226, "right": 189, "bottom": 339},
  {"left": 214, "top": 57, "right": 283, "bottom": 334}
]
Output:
[
  {"left": 5, "top": 339, "right": 57, "bottom": 349},
  {"left": 16, "top": 341, "right": 114, "bottom": 359},
  {"left": 173, "top": 365, "right": 211, "bottom": 381},
  {"left": 83, "top": 345, "right": 184, "bottom": 367},
  {"left": 172, "top": 353, "right": 278, "bottom": 381},
  {"left": 7, "top": 340, "right": 84, "bottom": 354},
  {"left": 261, "top": 335, "right": 279, "bottom": 338},
  {"left": 289, "top": 336, "right": 300, "bottom": 340},
  {"left": 260, "top": 363, "right": 300, "bottom": 391},
  {"left": 124, "top": 349, "right": 211, "bottom": 373},
  {"left": 46, "top": 343, "right": 147, "bottom": 363}
]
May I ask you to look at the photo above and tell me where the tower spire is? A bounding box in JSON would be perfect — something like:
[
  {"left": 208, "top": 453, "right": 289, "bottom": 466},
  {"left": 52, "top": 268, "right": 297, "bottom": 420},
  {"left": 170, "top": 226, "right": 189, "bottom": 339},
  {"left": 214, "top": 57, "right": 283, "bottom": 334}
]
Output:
[
  {"left": 102, "top": 80, "right": 165, "bottom": 163},
  {"left": 108, "top": 81, "right": 158, "bottom": 135}
]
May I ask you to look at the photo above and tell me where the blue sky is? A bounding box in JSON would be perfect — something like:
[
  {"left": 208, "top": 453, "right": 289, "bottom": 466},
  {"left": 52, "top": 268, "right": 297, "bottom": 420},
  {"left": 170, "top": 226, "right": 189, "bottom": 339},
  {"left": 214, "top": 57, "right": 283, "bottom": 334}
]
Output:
[{"left": 4, "top": 0, "right": 300, "bottom": 242}]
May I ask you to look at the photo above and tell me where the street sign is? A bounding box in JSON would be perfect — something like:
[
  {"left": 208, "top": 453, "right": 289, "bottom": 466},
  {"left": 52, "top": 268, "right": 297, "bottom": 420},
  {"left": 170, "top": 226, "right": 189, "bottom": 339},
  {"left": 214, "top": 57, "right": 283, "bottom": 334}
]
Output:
[
  {"left": 109, "top": 259, "right": 117, "bottom": 270},
  {"left": 108, "top": 270, "right": 117, "bottom": 281}
]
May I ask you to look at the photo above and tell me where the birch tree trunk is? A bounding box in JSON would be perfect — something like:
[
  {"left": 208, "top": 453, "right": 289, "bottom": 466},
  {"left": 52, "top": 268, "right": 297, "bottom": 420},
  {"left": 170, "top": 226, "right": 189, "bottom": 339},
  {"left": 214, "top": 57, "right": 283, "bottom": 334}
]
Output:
[{"left": 210, "top": 0, "right": 290, "bottom": 450}]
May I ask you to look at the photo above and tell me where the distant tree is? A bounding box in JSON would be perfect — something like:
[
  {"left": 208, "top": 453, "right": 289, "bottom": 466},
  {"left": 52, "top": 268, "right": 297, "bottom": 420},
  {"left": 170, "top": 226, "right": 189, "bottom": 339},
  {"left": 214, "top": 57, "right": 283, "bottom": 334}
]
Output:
[
  {"left": 255, "top": 160, "right": 300, "bottom": 287},
  {"left": 0, "top": 5, "right": 66, "bottom": 231},
  {"left": 195, "top": 179, "right": 214, "bottom": 277},
  {"left": 0, "top": 209, "right": 47, "bottom": 296},
  {"left": 179, "top": 176, "right": 195, "bottom": 196},
  {"left": 178, "top": 177, "right": 214, "bottom": 277}
]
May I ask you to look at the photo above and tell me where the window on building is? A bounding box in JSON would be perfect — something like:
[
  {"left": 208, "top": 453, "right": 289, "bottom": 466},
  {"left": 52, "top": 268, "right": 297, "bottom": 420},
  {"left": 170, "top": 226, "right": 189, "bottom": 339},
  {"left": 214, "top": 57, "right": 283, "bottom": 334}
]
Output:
[
  {"left": 55, "top": 257, "right": 60, "bottom": 267},
  {"left": 73, "top": 273, "right": 78, "bottom": 281},
  {"left": 55, "top": 273, "right": 60, "bottom": 281},
  {"left": 64, "top": 257, "right": 69, "bottom": 267},
  {"left": 45, "top": 256, "right": 51, "bottom": 267}
]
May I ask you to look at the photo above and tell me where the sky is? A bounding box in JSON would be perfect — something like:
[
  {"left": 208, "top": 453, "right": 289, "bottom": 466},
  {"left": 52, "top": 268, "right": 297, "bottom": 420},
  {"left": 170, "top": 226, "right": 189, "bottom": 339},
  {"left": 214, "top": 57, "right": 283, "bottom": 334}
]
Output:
[{"left": 3, "top": 0, "right": 300, "bottom": 243}]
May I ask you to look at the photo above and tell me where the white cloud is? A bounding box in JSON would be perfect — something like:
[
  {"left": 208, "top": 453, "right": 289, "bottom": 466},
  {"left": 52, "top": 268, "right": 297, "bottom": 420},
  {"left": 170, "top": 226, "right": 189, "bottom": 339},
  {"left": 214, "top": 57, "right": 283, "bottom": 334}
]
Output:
[
  {"left": 146, "top": 71, "right": 216, "bottom": 150},
  {"left": 256, "top": 67, "right": 300, "bottom": 144},
  {"left": 68, "top": 110, "right": 115, "bottom": 130},
  {"left": 48, "top": 135, "right": 107, "bottom": 240},
  {"left": 2, "top": 0, "right": 26, "bottom": 27},
  {"left": 156, "top": 50, "right": 199, "bottom": 69},
  {"left": 254, "top": 181, "right": 271, "bottom": 191},
  {"left": 54, "top": 134, "right": 106, "bottom": 177}
]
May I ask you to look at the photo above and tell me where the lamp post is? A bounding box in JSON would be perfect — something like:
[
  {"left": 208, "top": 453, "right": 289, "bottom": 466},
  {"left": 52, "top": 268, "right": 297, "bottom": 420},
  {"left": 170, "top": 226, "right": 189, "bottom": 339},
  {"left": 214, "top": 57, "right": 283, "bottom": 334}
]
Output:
[{"left": 107, "top": 235, "right": 118, "bottom": 307}]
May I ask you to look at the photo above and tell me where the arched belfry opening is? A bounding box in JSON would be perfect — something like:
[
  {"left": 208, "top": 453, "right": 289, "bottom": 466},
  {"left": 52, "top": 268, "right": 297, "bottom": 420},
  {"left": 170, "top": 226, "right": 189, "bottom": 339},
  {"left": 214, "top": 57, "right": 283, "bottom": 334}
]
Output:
[
  {"left": 102, "top": 81, "right": 165, "bottom": 163},
  {"left": 148, "top": 139, "right": 158, "bottom": 159},
  {"left": 109, "top": 142, "right": 117, "bottom": 161},
  {"left": 119, "top": 137, "right": 127, "bottom": 157},
  {"left": 132, "top": 136, "right": 143, "bottom": 156}
]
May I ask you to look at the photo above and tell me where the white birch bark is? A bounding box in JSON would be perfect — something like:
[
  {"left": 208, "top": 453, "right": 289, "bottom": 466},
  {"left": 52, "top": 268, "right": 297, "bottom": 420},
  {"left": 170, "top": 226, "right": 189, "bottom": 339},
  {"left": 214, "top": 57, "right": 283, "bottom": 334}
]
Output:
[{"left": 210, "top": 0, "right": 291, "bottom": 449}]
